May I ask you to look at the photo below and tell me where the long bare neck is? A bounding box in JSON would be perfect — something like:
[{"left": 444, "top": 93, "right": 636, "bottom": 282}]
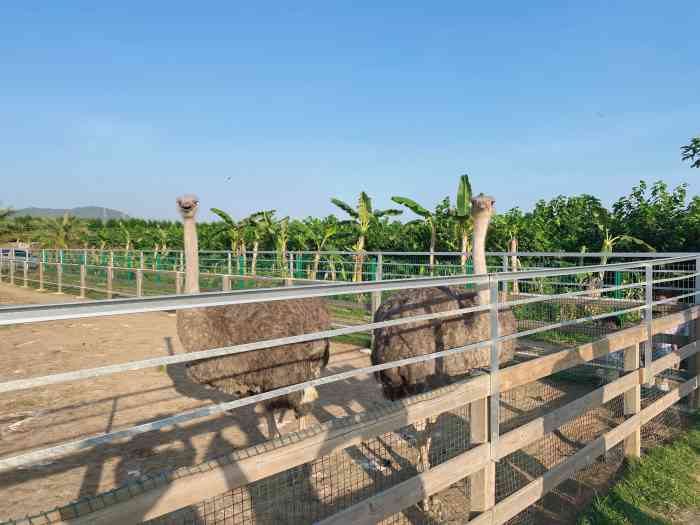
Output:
[
  {"left": 183, "top": 217, "right": 200, "bottom": 293},
  {"left": 472, "top": 214, "right": 490, "bottom": 303}
]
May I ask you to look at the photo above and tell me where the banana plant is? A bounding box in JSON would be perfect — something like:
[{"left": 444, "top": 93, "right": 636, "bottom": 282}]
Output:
[
  {"left": 40, "top": 213, "right": 88, "bottom": 249},
  {"left": 246, "top": 210, "right": 275, "bottom": 275},
  {"left": 300, "top": 219, "right": 338, "bottom": 280},
  {"left": 597, "top": 223, "right": 655, "bottom": 281},
  {"left": 451, "top": 174, "right": 473, "bottom": 271},
  {"left": 331, "top": 191, "right": 402, "bottom": 281},
  {"left": 391, "top": 196, "right": 438, "bottom": 270}
]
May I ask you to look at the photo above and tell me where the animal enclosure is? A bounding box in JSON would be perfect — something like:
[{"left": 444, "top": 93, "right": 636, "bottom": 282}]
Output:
[{"left": 0, "top": 253, "right": 699, "bottom": 524}]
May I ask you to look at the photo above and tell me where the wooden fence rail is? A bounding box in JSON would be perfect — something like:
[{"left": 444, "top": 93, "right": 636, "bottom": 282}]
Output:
[{"left": 19, "top": 305, "right": 697, "bottom": 525}]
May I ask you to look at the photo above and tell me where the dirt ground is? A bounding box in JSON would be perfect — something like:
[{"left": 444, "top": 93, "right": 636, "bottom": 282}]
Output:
[{"left": 0, "top": 282, "right": 386, "bottom": 521}]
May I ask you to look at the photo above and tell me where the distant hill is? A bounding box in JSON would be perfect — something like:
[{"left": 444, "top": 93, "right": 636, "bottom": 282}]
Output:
[{"left": 12, "top": 206, "right": 129, "bottom": 220}]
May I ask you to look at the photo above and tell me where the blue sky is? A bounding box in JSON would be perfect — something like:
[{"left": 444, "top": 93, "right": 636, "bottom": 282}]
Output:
[{"left": 1, "top": 2, "right": 699, "bottom": 221}]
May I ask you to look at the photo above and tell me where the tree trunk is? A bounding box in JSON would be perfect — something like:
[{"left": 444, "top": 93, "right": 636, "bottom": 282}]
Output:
[
  {"left": 312, "top": 251, "right": 321, "bottom": 280},
  {"left": 429, "top": 223, "right": 436, "bottom": 274},
  {"left": 461, "top": 230, "right": 469, "bottom": 272},
  {"left": 353, "top": 234, "right": 365, "bottom": 282},
  {"left": 510, "top": 237, "right": 519, "bottom": 294}
]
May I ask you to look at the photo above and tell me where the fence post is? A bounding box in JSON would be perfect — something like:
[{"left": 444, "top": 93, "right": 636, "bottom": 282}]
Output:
[
  {"left": 222, "top": 274, "right": 231, "bottom": 292},
  {"left": 23, "top": 261, "right": 28, "bottom": 288},
  {"left": 176, "top": 271, "right": 183, "bottom": 294},
  {"left": 80, "top": 264, "right": 87, "bottom": 298},
  {"left": 107, "top": 264, "right": 113, "bottom": 299},
  {"left": 227, "top": 252, "right": 232, "bottom": 275},
  {"left": 623, "top": 344, "right": 641, "bottom": 458},
  {"left": 0, "top": 250, "right": 4, "bottom": 282},
  {"left": 470, "top": 278, "right": 499, "bottom": 514},
  {"left": 179, "top": 251, "right": 184, "bottom": 272},
  {"left": 690, "top": 257, "right": 700, "bottom": 409},
  {"left": 140, "top": 251, "right": 145, "bottom": 270},
  {"left": 38, "top": 262, "right": 44, "bottom": 291},
  {"left": 643, "top": 264, "right": 653, "bottom": 386},
  {"left": 501, "top": 254, "right": 508, "bottom": 294},
  {"left": 370, "top": 254, "right": 383, "bottom": 348},
  {"left": 56, "top": 261, "right": 63, "bottom": 294},
  {"left": 286, "top": 252, "right": 294, "bottom": 286},
  {"left": 136, "top": 268, "right": 143, "bottom": 297},
  {"left": 9, "top": 256, "right": 15, "bottom": 285}
]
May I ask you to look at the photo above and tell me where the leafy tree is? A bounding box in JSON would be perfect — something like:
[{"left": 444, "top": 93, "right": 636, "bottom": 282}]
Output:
[
  {"left": 299, "top": 218, "right": 338, "bottom": 279},
  {"left": 681, "top": 137, "right": 700, "bottom": 168}
]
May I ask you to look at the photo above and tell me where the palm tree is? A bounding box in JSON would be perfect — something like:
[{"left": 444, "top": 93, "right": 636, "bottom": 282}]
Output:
[
  {"left": 391, "top": 196, "right": 439, "bottom": 270},
  {"left": 300, "top": 219, "right": 338, "bottom": 280},
  {"left": 331, "top": 192, "right": 402, "bottom": 281},
  {"left": 41, "top": 213, "right": 88, "bottom": 249},
  {"left": 451, "top": 174, "right": 473, "bottom": 271}
]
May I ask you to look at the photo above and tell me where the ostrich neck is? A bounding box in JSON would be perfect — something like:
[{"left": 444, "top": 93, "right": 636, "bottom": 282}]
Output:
[
  {"left": 183, "top": 217, "right": 200, "bottom": 293},
  {"left": 471, "top": 214, "right": 490, "bottom": 303}
]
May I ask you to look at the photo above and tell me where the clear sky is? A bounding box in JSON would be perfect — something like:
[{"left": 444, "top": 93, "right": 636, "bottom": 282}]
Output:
[{"left": 1, "top": 2, "right": 699, "bottom": 221}]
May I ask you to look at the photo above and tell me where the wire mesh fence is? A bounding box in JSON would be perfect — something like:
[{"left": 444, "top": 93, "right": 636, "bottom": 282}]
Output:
[{"left": 0, "top": 253, "right": 699, "bottom": 525}]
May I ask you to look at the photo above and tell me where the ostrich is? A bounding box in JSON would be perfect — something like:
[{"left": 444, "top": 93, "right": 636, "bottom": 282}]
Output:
[
  {"left": 371, "top": 193, "right": 517, "bottom": 511},
  {"left": 175, "top": 195, "right": 331, "bottom": 437}
]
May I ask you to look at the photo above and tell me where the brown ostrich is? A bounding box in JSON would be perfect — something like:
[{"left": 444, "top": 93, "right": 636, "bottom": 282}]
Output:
[
  {"left": 371, "top": 193, "right": 517, "bottom": 510},
  {"left": 175, "top": 195, "right": 331, "bottom": 437}
]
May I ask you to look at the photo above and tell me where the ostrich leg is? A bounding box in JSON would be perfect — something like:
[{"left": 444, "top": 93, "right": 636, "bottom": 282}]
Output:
[
  {"left": 266, "top": 411, "right": 283, "bottom": 438},
  {"left": 415, "top": 415, "right": 438, "bottom": 512}
]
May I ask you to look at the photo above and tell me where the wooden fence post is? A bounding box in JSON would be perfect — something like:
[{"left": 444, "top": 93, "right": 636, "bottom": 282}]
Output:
[
  {"left": 469, "top": 396, "right": 494, "bottom": 513},
  {"left": 690, "top": 256, "right": 700, "bottom": 409},
  {"left": 623, "top": 344, "right": 641, "bottom": 458},
  {"left": 222, "top": 275, "right": 231, "bottom": 292},
  {"left": 56, "top": 261, "right": 63, "bottom": 294},
  {"left": 80, "top": 265, "right": 87, "bottom": 298},
  {"left": 107, "top": 265, "right": 113, "bottom": 299},
  {"left": 23, "top": 261, "right": 28, "bottom": 288},
  {"left": 136, "top": 269, "right": 143, "bottom": 297},
  {"left": 9, "top": 257, "right": 15, "bottom": 285},
  {"left": 227, "top": 252, "right": 232, "bottom": 275},
  {"left": 38, "top": 262, "right": 44, "bottom": 291},
  {"left": 643, "top": 264, "right": 654, "bottom": 386},
  {"left": 140, "top": 251, "right": 145, "bottom": 270},
  {"left": 286, "top": 253, "right": 294, "bottom": 286}
]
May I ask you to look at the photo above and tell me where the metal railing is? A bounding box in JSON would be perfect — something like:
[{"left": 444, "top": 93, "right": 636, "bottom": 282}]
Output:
[{"left": 1, "top": 253, "right": 699, "bottom": 523}]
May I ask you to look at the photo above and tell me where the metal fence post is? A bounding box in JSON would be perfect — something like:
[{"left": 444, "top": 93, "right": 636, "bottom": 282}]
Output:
[
  {"left": 643, "top": 264, "right": 653, "bottom": 385},
  {"left": 287, "top": 252, "right": 294, "bottom": 286},
  {"left": 107, "top": 264, "right": 113, "bottom": 299},
  {"left": 136, "top": 268, "right": 143, "bottom": 297},
  {"left": 56, "top": 261, "right": 63, "bottom": 294},
  {"left": 80, "top": 265, "right": 87, "bottom": 298},
  {"left": 23, "top": 261, "right": 28, "bottom": 288},
  {"left": 370, "top": 254, "right": 383, "bottom": 348},
  {"left": 38, "top": 261, "right": 44, "bottom": 291},
  {"left": 9, "top": 256, "right": 15, "bottom": 285},
  {"left": 222, "top": 274, "right": 231, "bottom": 292},
  {"left": 227, "top": 252, "right": 232, "bottom": 275}
]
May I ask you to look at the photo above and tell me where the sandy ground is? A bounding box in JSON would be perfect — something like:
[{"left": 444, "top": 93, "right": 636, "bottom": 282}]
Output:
[{"left": 0, "top": 282, "right": 386, "bottom": 521}]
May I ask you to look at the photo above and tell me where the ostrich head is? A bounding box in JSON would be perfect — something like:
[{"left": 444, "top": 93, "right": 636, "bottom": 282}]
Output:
[
  {"left": 176, "top": 194, "right": 200, "bottom": 219},
  {"left": 471, "top": 193, "right": 496, "bottom": 222}
]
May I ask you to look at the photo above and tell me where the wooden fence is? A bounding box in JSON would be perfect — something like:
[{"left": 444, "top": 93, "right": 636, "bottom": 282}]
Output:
[{"left": 10, "top": 304, "right": 697, "bottom": 525}]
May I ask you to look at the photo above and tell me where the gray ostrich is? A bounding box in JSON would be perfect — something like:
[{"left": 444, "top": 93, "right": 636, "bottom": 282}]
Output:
[
  {"left": 371, "top": 193, "right": 517, "bottom": 511},
  {"left": 175, "top": 195, "right": 331, "bottom": 437}
]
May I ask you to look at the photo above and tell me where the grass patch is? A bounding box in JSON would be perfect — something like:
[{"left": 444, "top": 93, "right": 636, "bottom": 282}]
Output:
[
  {"left": 329, "top": 304, "right": 369, "bottom": 322},
  {"left": 332, "top": 332, "right": 371, "bottom": 348},
  {"left": 527, "top": 329, "right": 597, "bottom": 347},
  {"left": 578, "top": 412, "right": 700, "bottom": 525}
]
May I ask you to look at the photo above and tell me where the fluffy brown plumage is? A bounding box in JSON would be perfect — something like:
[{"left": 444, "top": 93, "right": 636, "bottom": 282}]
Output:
[
  {"left": 178, "top": 298, "right": 330, "bottom": 417},
  {"left": 372, "top": 286, "right": 517, "bottom": 400}
]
